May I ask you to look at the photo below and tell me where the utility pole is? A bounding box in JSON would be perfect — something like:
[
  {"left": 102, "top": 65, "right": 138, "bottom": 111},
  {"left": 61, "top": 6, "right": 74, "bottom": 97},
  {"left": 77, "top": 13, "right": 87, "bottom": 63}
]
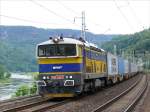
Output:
[
  {"left": 132, "top": 50, "right": 134, "bottom": 63},
  {"left": 113, "top": 45, "right": 117, "bottom": 55},
  {"left": 81, "top": 11, "right": 86, "bottom": 40},
  {"left": 74, "top": 11, "right": 86, "bottom": 40}
]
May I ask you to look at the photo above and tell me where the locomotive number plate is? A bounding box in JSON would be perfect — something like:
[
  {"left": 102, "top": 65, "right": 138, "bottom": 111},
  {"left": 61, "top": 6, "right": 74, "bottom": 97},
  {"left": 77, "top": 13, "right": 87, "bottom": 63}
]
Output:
[{"left": 51, "top": 75, "right": 64, "bottom": 79}]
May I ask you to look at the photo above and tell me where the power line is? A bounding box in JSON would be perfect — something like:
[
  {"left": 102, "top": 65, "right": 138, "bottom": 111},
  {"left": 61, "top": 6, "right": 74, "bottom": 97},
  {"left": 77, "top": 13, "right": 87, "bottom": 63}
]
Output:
[
  {"left": 29, "top": 0, "right": 79, "bottom": 26},
  {"left": 54, "top": 0, "right": 102, "bottom": 30},
  {"left": 56, "top": 0, "right": 80, "bottom": 16},
  {"left": 31, "top": 0, "right": 106, "bottom": 34},
  {"left": 113, "top": 0, "right": 135, "bottom": 33},
  {"left": 126, "top": 0, "right": 145, "bottom": 30},
  {"left": 0, "top": 14, "right": 66, "bottom": 25},
  {"left": 126, "top": 0, "right": 147, "bottom": 39},
  {"left": 56, "top": 0, "right": 97, "bottom": 25},
  {"left": 56, "top": 0, "right": 111, "bottom": 34}
]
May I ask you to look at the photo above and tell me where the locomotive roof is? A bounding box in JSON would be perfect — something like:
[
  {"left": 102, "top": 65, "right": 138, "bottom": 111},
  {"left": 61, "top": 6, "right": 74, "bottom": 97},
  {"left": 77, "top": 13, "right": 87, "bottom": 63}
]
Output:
[
  {"left": 38, "top": 37, "right": 84, "bottom": 46},
  {"left": 38, "top": 37, "right": 106, "bottom": 52}
]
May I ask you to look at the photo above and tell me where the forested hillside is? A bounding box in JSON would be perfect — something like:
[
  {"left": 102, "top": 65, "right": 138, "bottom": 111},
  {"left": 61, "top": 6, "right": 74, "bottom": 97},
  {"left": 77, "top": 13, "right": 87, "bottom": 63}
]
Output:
[
  {"left": 0, "top": 25, "right": 114, "bottom": 72},
  {"left": 102, "top": 28, "right": 150, "bottom": 54},
  {"left": 102, "top": 28, "right": 150, "bottom": 69}
]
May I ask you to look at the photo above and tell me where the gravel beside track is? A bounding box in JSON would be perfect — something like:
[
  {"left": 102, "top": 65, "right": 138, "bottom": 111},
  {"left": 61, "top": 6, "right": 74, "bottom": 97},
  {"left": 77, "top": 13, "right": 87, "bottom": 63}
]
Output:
[
  {"left": 99, "top": 74, "right": 146, "bottom": 112},
  {"left": 20, "top": 99, "right": 70, "bottom": 112},
  {"left": 45, "top": 74, "right": 141, "bottom": 112},
  {"left": 132, "top": 73, "right": 150, "bottom": 112}
]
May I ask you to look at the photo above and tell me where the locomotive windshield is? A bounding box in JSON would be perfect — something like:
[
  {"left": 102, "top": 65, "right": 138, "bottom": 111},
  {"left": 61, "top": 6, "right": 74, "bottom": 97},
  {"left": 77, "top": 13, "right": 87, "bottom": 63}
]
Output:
[{"left": 38, "top": 44, "right": 76, "bottom": 57}]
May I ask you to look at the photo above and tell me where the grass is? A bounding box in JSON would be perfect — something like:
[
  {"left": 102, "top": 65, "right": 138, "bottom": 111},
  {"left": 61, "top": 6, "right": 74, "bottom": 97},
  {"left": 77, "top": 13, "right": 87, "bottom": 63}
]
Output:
[
  {"left": 0, "top": 78, "right": 12, "bottom": 86},
  {"left": 25, "top": 72, "right": 39, "bottom": 80},
  {"left": 143, "top": 69, "right": 150, "bottom": 74}
]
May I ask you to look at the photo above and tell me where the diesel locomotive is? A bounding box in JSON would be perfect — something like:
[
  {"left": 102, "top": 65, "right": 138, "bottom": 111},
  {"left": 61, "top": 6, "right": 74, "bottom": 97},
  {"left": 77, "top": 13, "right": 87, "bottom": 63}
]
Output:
[{"left": 37, "top": 36, "right": 140, "bottom": 98}]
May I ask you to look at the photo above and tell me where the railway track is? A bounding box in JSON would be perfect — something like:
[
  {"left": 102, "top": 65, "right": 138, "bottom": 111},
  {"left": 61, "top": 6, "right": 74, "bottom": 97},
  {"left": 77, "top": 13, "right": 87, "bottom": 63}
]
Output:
[
  {"left": 92, "top": 74, "right": 147, "bottom": 112},
  {"left": 0, "top": 95, "right": 48, "bottom": 112},
  {"left": 0, "top": 74, "right": 145, "bottom": 112},
  {"left": 0, "top": 94, "right": 39, "bottom": 105},
  {"left": 1, "top": 95, "right": 70, "bottom": 112},
  {"left": 19, "top": 99, "right": 70, "bottom": 112}
]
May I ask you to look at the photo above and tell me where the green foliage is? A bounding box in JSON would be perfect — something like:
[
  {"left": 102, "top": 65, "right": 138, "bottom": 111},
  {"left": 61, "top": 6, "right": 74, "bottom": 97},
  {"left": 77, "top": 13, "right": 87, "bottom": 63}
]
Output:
[
  {"left": 102, "top": 28, "right": 150, "bottom": 53},
  {"left": 102, "top": 28, "right": 150, "bottom": 69},
  {"left": 30, "top": 83, "right": 37, "bottom": 94},
  {"left": 5, "top": 72, "right": 11, "bottom": 78},
  {"left": 14, "top": 85, "right": 29, "bottom": 96},
  {"left": 30, "top": 72, "right": 39, "bottom": 80},
  {"left": 0, "top": 65, "right": 11, "bottom": 79},
  {"left": 0, "top": 65, "right": 5, "bottom": 79},
  {"left": 14, "top": 83, "right": 37, "bottom": 97},
  {"left": 0, "top": 78, "right": 12, "bottom": 84}
]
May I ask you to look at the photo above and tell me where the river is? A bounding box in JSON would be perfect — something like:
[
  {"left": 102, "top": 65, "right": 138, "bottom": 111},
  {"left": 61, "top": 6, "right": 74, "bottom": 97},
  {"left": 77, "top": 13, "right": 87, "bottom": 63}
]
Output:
[{"left": 0, "top": 73, "right": 34, "bottom": 101}]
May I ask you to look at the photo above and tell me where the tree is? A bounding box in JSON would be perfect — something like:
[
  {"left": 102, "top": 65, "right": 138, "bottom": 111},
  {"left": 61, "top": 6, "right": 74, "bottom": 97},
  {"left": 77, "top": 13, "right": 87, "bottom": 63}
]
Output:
[
  {"left": 0, "top": 65, "right": 11, "bottom": 79},
  {"left": 0, "top": 65, "right": 6, "bottom": 79}
]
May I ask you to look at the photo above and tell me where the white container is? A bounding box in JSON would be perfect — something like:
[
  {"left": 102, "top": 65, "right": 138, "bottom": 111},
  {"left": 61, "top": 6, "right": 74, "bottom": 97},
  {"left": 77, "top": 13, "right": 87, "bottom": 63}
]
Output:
[
  {"left": 131, "top": 63, "right": 138, "bottom": 73},
  {"left": 124, "top": 60, "right": 129, "bottom": 74},
  {"left": 107, "top": 52, "right": 118, "bottom": 75}
]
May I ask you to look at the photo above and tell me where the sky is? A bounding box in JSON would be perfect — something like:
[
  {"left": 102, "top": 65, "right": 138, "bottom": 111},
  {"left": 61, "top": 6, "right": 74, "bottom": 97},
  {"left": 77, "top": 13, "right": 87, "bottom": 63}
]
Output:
[{"left": 0, "top": 0, "right": 150, "bottom": 34}]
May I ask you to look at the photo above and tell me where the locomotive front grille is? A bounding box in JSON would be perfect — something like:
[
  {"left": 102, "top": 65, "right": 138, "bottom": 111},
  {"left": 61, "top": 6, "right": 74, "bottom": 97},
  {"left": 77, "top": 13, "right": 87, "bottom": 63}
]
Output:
[
  {"left": 37, "top": 80, "right": 46, "bottom": 86},
  {"left": 64, "top": 80, "right": 74, "bottom": 86}
]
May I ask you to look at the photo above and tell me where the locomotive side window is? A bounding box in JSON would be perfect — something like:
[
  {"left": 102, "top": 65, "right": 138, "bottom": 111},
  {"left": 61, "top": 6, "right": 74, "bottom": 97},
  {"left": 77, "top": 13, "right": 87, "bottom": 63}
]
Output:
[
  {"left": 38, "top": 45, "right": 55, "bottom": 57},
  {"left": 38, "top": 45, "right": 46, "bottom": 57},
  {"left": 46, "top": 45, "right": 55, "bottom": 56},
  {"left": 64, "top": 45, "right": 76, "bottom": 56},
  {"left": 38, "top": 44, "right": 76, "bottom": 57},
  {"left": 56, "top": 45, "right": 65, "bottom": 56}
]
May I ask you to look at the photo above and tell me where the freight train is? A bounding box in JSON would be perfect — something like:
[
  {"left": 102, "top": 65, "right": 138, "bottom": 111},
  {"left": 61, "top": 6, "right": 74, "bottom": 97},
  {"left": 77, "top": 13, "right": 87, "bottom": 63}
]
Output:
[{"left": 37, "top": 36, "right": 142, "bottom": 98}]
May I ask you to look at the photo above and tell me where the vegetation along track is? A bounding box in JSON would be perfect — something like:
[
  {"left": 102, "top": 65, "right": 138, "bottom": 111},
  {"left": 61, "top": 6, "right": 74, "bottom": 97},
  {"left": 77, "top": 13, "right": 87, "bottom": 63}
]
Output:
[{"left": 92, "top": 74, "right": 147, "bottom": 112}]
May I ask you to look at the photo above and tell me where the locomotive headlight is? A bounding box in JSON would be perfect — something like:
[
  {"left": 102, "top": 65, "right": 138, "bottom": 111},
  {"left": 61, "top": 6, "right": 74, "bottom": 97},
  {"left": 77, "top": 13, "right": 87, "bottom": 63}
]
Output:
[
  {"left": 47, "top": 76, "right": 49, "bottom": 79},
  {"left": 65, "top": 76, "right": 69, "bottom": 79},
  {"left": 43, "top": 76, "right": 46, "bottom": 80},
  {"left": 53, "top": 38, "right": 59, "bottom": 43},
  {"left": 54, "top": 38, "right": 58, "bottom": 41},
  {"left": 69, "top": 76, "right": 73, "bottom": 79}
]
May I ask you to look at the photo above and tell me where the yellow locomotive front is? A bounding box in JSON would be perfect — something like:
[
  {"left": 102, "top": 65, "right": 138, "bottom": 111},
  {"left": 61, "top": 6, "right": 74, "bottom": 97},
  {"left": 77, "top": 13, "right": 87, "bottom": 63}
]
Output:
[{"left": 37, "top": 37, "right": 84, "bottom": 97}]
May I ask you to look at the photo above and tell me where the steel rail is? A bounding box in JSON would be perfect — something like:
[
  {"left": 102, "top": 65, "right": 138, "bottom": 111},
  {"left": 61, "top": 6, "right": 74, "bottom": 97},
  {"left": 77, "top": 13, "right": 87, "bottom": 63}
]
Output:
[
  {"left": 21, "top": 99, "right": 71, "bottom": 112},
  {"left": 2, "top": 97, "right": 70, "bottom": 112},
  {"left": 1, "top": 96, "right": 49, "bottom": 112},
  {"left": 123, "top": 74, "right": 148, "bottom": 112},
  {"left": 0, "top": 94, "right": 39, "bottom": 104},
  {"left": 91, "top": 74, "right": 142, "bottom": 112}
]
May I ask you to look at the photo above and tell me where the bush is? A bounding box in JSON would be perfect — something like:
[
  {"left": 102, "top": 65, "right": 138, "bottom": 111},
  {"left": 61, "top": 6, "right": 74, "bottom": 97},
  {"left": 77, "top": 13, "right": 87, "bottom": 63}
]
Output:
[
  {"left": 30, "top": 83, "right": 37, "bottom": 94},
  {"left": 0, "top": 65, "right": 5, "bottom": 79},
  {"left": 0, "top": 65, "right": 11, "bottom": 80},
  {"left": 14, "top": 83, "right": 37, "bottom": 97},
  {"left": 15, "top": 85, "right": 29, "bottom": 96},
  {"left": 4, "top": 72, "right": 11, "bottom": 78}
]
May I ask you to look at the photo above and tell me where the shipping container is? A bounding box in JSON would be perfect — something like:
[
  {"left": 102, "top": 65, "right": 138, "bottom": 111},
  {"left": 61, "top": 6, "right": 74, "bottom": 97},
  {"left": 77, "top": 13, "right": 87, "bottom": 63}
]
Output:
[
  {"left": 107, "top": 52, "right": 118, "bottom": 75},
  {"left": 129, "top": 62, "right": 132, "bottom": 73},
  {"left": 131, "top": 63, "right": 138, "bottom": 73},
  {"left": 131, "top": 63, "right": 134, "bottom": 73},
  {"left": 138, "top": 64, "right": 143, "bottom": 72},
  {"left": 118, "top": 57, "right": 125, "bottom": 75},
  {"left": 124, "top": 60, "right": 129, "bottom": 74}
]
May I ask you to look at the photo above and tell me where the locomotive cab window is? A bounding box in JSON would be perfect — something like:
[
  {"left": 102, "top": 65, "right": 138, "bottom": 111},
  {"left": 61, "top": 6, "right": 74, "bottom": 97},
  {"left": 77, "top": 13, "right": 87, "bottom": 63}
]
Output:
[{"left": 38, "top": 44, "right": 76, "bottom": 57}]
